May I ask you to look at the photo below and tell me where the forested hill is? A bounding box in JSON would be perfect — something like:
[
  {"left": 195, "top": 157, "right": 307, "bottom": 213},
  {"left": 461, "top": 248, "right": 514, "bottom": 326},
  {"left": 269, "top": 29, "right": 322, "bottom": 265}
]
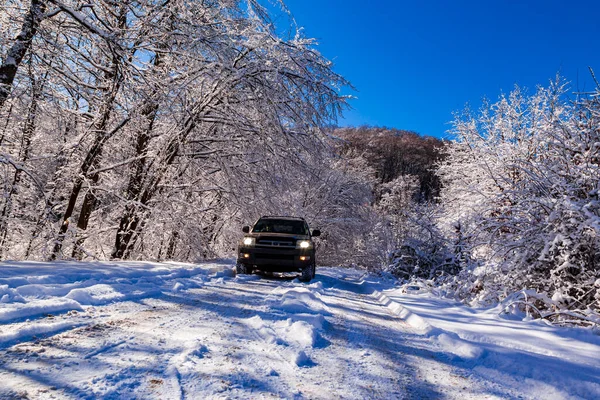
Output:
[{"left": 333, "top": 127, "right": 445, "bottom": 202}]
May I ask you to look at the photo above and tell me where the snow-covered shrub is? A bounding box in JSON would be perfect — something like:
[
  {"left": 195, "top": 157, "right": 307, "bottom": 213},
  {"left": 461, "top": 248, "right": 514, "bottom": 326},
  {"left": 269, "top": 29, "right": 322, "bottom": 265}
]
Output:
[
  {"left": 439, "top": 79, "right": 600, "bottom": 320},
  {"left": 377, "top": 176, "right": 455, "bottom": 280}
]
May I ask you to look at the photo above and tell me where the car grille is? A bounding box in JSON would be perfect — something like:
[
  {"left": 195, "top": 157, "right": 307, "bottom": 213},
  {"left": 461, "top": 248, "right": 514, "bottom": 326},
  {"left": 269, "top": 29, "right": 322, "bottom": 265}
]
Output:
[
  {"left": 255, "top": 254, "right": 295, "bottom": 261},
  {"left": 256, "top": 237, "right": 295, "bottom": 248}
]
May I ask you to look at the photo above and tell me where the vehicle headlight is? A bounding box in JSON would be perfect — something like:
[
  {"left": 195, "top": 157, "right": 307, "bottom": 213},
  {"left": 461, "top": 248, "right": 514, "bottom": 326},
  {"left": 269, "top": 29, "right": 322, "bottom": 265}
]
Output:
[
  {"left": 242, "top": 237, "right": 255, "bottom": 246},
  {"left": 297, "top": 240, "right": 312, "bottom": 249}
]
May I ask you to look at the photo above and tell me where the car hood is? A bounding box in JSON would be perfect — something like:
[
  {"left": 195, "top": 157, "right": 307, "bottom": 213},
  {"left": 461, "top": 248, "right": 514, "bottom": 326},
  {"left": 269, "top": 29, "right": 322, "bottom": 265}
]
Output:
[{"left": 247, "top": 232, "right": 311, "bottom": 241}]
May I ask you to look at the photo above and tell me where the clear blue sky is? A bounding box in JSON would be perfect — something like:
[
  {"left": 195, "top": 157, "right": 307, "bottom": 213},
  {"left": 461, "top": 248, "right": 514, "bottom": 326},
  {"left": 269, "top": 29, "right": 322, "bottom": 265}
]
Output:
[{"left": 277, "top": 0, "right": 600, "bottom": 138}]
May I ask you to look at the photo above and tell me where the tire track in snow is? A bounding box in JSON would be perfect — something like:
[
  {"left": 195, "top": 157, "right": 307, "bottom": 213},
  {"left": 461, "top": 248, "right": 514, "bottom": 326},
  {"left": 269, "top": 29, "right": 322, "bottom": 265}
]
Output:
[
  {"left": 322, "top": 287, "right": 411, "bottom": 398},
  {"left": 216, "top": 277, "right": 304, "bottom": 398},
  {"left": 314, "top": 269, "right": 475, "bottom": 399},
  {"left": 136, "top": 276, "right": 301, "bottom": 398}
]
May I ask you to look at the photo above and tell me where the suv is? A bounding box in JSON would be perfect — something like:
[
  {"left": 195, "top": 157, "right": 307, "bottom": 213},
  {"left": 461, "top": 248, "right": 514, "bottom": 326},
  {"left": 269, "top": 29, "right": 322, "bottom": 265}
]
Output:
[{"left": 236, "top": 216, "right": 320, "bottom": 282}]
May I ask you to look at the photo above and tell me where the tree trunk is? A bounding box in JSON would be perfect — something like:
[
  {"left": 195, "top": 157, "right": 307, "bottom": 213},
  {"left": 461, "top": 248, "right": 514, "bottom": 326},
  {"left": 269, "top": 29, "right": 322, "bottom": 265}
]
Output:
[
  {"left": 112, "top": 207, "right": 141, "bottom": 259},
  {"left": 50, "top": 90, "right": 123, "bottom": 259},
  {"left": 165, "top": 231, "right": 179, "bottom": 260},
  {"left": 0, "top": 103, "right": 14, "bottom": 146},
  {"left": 112, "top": 51, "right": 162, "bottom": 260},
  {"left": 0, "top": 69, "right": 42, "bottom": 258},
  {"left": 0, "top": 0, "right": 47, "bottom": 110},
  {"left": 111, "top": 106, "right": 156, "bottom": 259},
  {"left": 70, "top": 182, "right": 100, "bottom": 259},
  {"left": 52, "top": 9, "right": 128, "bottom": 259}
]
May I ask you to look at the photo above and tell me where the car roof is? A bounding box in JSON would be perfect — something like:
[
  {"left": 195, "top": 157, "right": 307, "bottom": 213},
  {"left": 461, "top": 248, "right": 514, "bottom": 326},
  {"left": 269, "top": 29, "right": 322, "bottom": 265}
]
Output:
[{"left": 258, "top": 216, "right": 305, "bottom": 221}]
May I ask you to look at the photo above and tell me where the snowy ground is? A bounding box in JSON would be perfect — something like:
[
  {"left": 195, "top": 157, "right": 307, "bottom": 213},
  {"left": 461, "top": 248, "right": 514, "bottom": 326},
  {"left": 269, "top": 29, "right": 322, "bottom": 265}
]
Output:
[{"left": 0, "top": 261, "right": 599, "bottom": 399}]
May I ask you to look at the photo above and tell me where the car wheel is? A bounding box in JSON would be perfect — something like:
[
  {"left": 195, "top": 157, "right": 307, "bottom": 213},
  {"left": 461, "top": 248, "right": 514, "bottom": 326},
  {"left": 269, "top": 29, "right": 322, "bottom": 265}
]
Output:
[
  {"left": 300, "top": 262, "right": 315, "bottom": 282},
  {"left": 236, "top": 262, "right": 247, "bottom": 275}
]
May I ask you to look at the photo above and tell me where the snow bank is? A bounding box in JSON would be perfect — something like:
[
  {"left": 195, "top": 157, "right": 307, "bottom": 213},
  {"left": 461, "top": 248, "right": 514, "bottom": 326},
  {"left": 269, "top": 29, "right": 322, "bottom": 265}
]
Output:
[
  {"left": 66, "top": 284, "right": 127, "bottom": 305},
  {"left": 0, "top": 319, "right": 85, "bottom": 346},
  {"left": 0, "top": 285, "right": 25, "bottom": 303},
  {"left": 244, "top": 315, "right": 319, "bottom": 367},
  {"left": 267, "top": 287, "right": 330, "bottom": 316},
  {"left": 435, "top": 332, "right": 484, "bottom": 359},
  {"left": 374, "top": 290, "right": 484, "bottom": 360},
  {"left": 0, "top": 260, "right": 231, "bottom": 346},
  {"left": 0, "top": 298, "right": 83, "bottom": 323},
  {"left": 380, "top": 287, "right": 600, "bottom": 398},
  {"left": 65, "top": 283, "right": 163, "bottom": 305},
  {"left": 374, "top": 291, "right": 432, "bottom": 334}
]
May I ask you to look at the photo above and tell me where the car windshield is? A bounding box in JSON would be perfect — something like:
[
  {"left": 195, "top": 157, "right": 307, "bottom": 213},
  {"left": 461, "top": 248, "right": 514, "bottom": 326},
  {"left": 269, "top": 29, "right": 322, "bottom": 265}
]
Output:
[{"left": 252, "top": 219, "right": 308, "bottom": 235}]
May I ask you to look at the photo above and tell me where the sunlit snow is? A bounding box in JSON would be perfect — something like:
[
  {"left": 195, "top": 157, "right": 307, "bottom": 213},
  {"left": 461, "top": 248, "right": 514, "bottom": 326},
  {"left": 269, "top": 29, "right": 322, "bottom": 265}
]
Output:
[{"left": 0, "top": 261, "right": 598, "bottom": 399}]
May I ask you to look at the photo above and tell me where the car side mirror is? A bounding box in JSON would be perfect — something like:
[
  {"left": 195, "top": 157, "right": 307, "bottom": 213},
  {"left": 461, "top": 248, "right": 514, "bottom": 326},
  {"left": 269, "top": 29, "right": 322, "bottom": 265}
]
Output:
[
  {"left": 312, "top": 229, "right": 321, "bottom": 237},
  {"left": 242, "top": 226, "right": 250, "bottom": 233}
]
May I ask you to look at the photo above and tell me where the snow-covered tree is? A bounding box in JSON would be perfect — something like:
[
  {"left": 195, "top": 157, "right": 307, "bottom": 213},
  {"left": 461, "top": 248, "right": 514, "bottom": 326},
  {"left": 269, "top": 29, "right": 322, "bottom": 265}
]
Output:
[
  {"left": 439, "top": 79, "right": 600, "bottom": 320},
  {"left": 0, "top": 0, "right": 349, "bottom": 261}
]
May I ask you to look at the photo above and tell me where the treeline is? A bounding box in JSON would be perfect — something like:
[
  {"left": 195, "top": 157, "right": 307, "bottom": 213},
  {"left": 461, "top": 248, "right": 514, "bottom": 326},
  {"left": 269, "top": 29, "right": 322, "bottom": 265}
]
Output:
[
  {"left": 322, "top": 127, "right": 453, "bottom": 277},
  {"left": 340, "top": 84, "right": 600, "bottom": 323},
  {"left": 0, "top": 0, "right": 348, "bottom": 261}
]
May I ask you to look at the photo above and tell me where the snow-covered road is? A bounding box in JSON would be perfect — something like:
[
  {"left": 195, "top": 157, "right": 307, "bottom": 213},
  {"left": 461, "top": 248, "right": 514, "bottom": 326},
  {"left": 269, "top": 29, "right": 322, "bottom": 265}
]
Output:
[{"left": 0, "top": 261, "right": 599, "bottom": 399}]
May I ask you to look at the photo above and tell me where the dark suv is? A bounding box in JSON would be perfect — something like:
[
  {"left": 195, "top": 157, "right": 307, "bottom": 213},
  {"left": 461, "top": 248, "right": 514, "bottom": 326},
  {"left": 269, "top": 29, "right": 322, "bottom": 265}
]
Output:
[{"left": 236, "top": 216, "right": 320, "bottom": 282}]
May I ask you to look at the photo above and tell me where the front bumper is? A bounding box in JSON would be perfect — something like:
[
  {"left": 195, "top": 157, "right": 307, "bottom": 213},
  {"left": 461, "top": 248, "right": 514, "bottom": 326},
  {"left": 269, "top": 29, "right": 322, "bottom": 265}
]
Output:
[{"left": 237, "top": 247, "right": 314, "bottom": 272}]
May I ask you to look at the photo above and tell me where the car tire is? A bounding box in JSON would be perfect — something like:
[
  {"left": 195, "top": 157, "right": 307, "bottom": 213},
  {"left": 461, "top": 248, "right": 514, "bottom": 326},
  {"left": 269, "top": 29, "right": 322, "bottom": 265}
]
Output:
[
  {"left": 300, "top": 262, "right": 315, "bottom": 282},
  {"left": 236, "top": 262, "right": 247, "bottom": 275}
]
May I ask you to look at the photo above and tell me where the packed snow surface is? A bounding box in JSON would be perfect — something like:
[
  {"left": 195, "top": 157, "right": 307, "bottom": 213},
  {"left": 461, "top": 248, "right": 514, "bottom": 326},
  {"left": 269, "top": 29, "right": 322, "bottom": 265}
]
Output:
[{"left": 0, "top": 261, "right": 598, "bottom": 399}]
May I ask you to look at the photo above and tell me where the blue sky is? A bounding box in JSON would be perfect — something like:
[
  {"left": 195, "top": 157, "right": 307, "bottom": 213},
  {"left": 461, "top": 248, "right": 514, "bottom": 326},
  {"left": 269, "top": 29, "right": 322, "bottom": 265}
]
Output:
[{"left": 277, "top": 0, "right": 600, "bottom": 138}]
